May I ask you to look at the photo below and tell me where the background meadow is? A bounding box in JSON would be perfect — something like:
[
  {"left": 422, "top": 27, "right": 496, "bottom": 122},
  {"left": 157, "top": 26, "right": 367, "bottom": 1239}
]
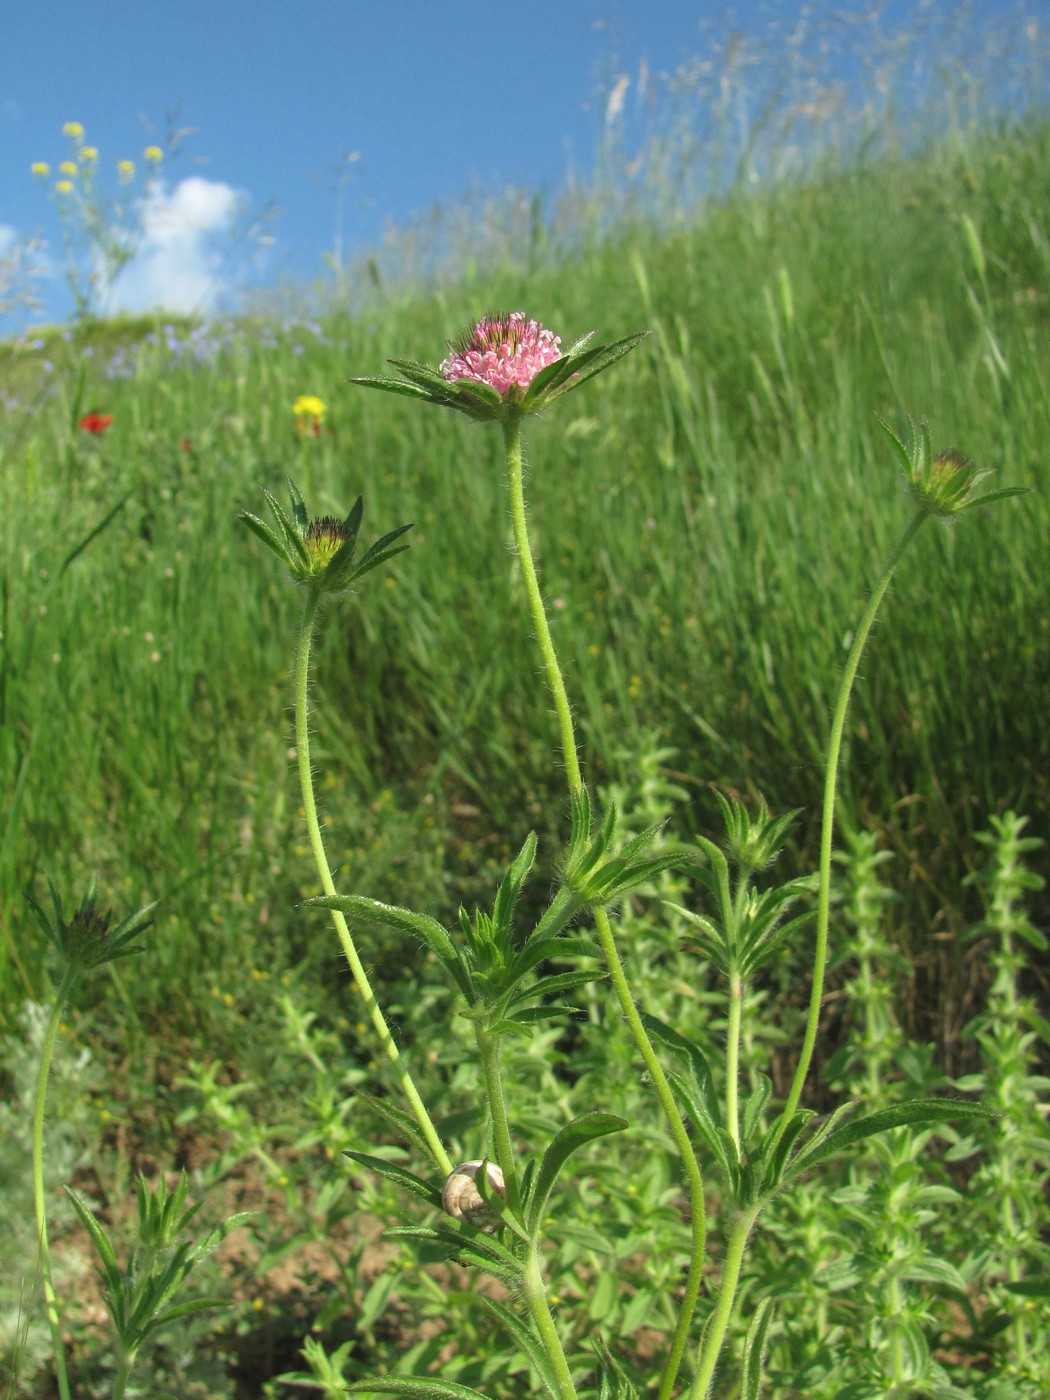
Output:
[{"left": 1, "top": 7, "right": 1049, "bottom": 1397}]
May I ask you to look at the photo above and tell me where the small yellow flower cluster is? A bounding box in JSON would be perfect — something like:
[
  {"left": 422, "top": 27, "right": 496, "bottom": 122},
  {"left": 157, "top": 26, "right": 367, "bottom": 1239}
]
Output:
[
  {"left": 293, "top": 394, "right": 326, "bottom": 421},
  {"left": 293, "top": 394, "right": 327, "bottom": 436},
  {"left": 31, "top": 123, "right": 163, "bottom": 195}
]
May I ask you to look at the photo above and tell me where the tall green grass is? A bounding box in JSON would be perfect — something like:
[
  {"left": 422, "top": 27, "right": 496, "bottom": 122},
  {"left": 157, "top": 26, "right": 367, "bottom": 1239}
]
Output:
[{"left": 1, "top": 117, "right": 1047, "bottom": 1046}]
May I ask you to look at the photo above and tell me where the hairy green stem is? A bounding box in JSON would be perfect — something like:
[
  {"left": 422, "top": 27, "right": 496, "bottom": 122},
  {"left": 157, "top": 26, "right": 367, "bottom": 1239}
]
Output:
[
  {"left": 772, "top": 509, "right": 927, "bottom": 1148},
  {"left": 524, "top": 1243, "right": 579, "bottom": 1400},
  {"left": 33, "top": 966, "right": 75, "bottom": 1400},
  {"left": 503, "top": 419, "right": 583, "bottom": 794},
  {"left": 111, "top": 1351, "right": 136, "bottom": 1400},
  {"left": 688, "top": 1206, "right": 761, "bottom": 1398},
  {"left": 476, "top": 1025, "right": 576, "bottom": 1397},
  {"left": 504, "top": 416, "right": 706, "bottom": 1399},
  {"left": 725, "top": 968, "right": 743, "bottom": 1152},
  {"left": 295, "top": 589, "right": 452, "bottom": 1176},
  {"left": 475, "top": 1025, "right": 523, "bottom": 1218}
]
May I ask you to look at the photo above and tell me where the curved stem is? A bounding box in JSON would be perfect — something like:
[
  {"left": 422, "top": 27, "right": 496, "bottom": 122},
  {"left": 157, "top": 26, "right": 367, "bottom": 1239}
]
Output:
[
  {"left": 475, "top": 1025, "right": 523, "bottom": 1218},
  {"left": 33, "top": 967, "right": 76, "bottom": 1400},
  {"left": 523, "top": 1242, "right": 579, "bottom": 1400},
  {"left": 477, "top": 994, "right": 573, "bottom": 1395},
  {"left": 725, "top": 967, "right": 743, "bottom": 1153},
  {"left": 503, "top": 419, "right": 583, "bottom": 793},
  {"left": 771, "top": 509, "right": 927, "bottom": 1150},
  {"left": 688, "top": 1206, "right": 760, "bottom": 1399},
  {"left": 504, "top": 417, "right": 706, "bottom": 1398},
  {"left": 295, "top": 589, "right": 452, "bottom": 1176},
  {"left": 111, "top": 1350, "right": 136, "bottom": 1400},
  {"left": 594, "top": 904, "right": 708, "bottom": 1400}
]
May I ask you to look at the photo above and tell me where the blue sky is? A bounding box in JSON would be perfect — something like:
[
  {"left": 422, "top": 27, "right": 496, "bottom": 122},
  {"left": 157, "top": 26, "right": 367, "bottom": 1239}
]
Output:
[{"left": 0, "top": 1, "right": 1043, "bottom": 328}]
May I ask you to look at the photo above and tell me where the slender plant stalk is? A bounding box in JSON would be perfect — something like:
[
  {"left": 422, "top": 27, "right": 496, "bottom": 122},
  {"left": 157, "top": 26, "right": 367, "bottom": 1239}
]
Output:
[
  {"left": 294, "top": 589, "right": 452, "bottom": 1176},
  {"left": 474, "top": 1025, "right": 523, "bottom": 1217},
  {"left": 33, "top": 967, "right": 76, "bottom": 1400},
  {"left": 688, "top": 1206, "right": 761, "bottom": 1399},
  {"left": 472, "top": 1033, "right": 578, "bottom": 1392},
  {"left": 502, "top": 421, "right": 583, "bottom": 793},
  {"left": 725, "top": 968, "right": 743, "bottom": 1152},
  {"left": 523, "top": 1242, "right": 579, "bottom": 1400},
  {"left": 503, "top": 417, "right": 706, "bottom": 1399},
  {"left": 687, "top": 509, "right": 931, "bottom": 1394},
  {"left": 111, "top": 1352, "right": 136, "bottom": 1400},
  {"left": 771, "top": 508, "right": 927, "bottom": 1149}
]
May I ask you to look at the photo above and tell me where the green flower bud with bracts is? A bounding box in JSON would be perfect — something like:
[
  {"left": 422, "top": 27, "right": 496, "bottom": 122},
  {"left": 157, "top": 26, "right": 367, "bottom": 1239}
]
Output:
[
  {"left": 348, "top": 309, "right": 647, "bottom": 425},
  {"left": 875, "top": 414, "right": 1029, "bottom": 518},
  {"left": 240, "top": 479, "right": 412, "bottom": 594},
  {"left": 26, "top": 878, "right": 154, "bottom": 975}
]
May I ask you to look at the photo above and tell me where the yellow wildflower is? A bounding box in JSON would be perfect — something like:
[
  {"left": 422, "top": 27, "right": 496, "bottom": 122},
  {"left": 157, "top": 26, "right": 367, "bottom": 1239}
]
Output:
[
  {"left": 55, "top": 180, "right": 74, "bottom": 195},
  {"left": 62, "top": 121, "right": 85, "bottom": 141},
  {"left": 31, "top": 161, "right": 51, "bottom": 177},
  {"left": 116, "top": 159, "right": 135, "bottom": 183},
  {"left": 79, "top": 146, "right": 99, "bottom": 162},
  {"left": 143, "top": 145, "right": 164, "bottom": 163},
  {"left": 59, "top": 161, "right": 77, "bottom": 177},
  {"left": 293, "top": 394, "right": 327, "bottom": 421}
]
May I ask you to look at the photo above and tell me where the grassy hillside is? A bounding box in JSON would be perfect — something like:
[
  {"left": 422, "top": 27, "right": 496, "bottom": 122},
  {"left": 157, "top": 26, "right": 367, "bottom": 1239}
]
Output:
[{"left": 1, "top": 109, "right": 1048, "bottom": 1396}]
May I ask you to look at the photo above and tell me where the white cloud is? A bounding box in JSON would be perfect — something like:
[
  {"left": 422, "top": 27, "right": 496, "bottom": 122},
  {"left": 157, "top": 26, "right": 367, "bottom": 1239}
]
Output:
[
  {"left": 0, "top": 224, "right": 16, "bottom": 253},
  {"left": 105, "top": 176, "right": 243, "bottom": 315}
]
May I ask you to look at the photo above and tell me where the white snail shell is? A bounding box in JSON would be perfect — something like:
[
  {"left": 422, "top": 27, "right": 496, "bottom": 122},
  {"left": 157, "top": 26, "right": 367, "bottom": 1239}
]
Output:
[{"left": 442, "top": 1160, "right": 506, "bottom": 1228}]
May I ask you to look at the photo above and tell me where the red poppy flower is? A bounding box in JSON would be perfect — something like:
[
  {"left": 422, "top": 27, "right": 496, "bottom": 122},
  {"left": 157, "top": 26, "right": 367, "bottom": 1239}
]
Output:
[{"left": 79, "top": 413, "right": 113, "bottom": 434}]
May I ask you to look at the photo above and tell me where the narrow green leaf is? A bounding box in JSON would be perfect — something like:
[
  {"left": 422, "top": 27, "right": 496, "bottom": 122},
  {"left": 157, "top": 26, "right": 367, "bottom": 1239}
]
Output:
[
  {"left": 509, "top": 935, "right": 599, "bottom": 980},
  {"left": 342, "top": 495, "right": 364, "bottom": 539},
  {"left": 239, "top": 510, "right": 292, "bottom": 563},
  {"left": 343, "top": 1151, "right": 443, "bottom": 1209},
  {"left": 66, "top": 1188, "right": 121, "bottom": 1278},
  {"left": 346, "top": 1380, "right": 493, "bottom": 1397},
  {"left": 741, "top": 1296, "right": 775, "bottom": 1400},
  {"left": 385, "top": 1225, "right": 521, "bottom": 1284},
  {"left": 667, "top": 1070, "right": 732, "bottom": 1178},
  {"left": 526, "top": 1113, "right": 628, "bottom": 1233},
  {"left": 959, "top": 485, "right": 1031, "bottom": 511},
  {"left": 287, "top": 477, "right": 309, "bottom": 532},
  {"left": 353, "top": 1091, "right": 435, "bottom": 1161},
  {"left": 509, "top": 969, "right": 597, "bottom": 1006},
  {"left": 873, "top": 413, "right": 913, "bottom": 476},
  {"left": 346, "top": 374, "right": 436, "bottom": 401},
  {"left": 263, "top": 489, "right": 310, "bottom": 567},
  {"left": 493, "top": 832, "right": 538, "bottom": 937},
  {"left": 307, "top": 895, "right": 473, "bottom": 1001},
  {"left": 789, "top": 1099, "right": 995, "bottom": 1180},
  {"left": 357, "top": 522, "right": 415, "bottom": 568},
  {"left": 482, "top": 1297, "right": 561, "bottom": 1398},
  {"left": 146, "top": 1296, "right": 230, "bottom": 1332},
  {"left": 1002, "top": 1277, "right": 1050, "bottom": 1298}
]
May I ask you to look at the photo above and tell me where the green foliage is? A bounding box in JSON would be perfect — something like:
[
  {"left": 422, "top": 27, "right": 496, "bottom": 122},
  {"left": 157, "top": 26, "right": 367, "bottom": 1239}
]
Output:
[
  {"left": 66, "top": 1172, "right": 251, "bottom": 1362},
  {"left": 2, "top": 30, "right": 1049, "bottom": 1399}
]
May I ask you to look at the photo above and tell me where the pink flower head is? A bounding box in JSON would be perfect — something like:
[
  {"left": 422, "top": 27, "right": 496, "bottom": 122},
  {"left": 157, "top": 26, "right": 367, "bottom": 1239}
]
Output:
[{"left": 440, "top": 312, "right": 562, "bottom": 396}]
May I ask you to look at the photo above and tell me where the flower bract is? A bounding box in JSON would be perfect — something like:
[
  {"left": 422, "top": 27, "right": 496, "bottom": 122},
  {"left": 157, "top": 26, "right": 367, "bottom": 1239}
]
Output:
[
  {"left": 875, "top": 415, "right": 1029, "bottom": 518},
  {"left": 240, "top": 479, "right": 412, "bottom": 594},
  {"left": 348, "top": 311, "right": 647, "bottom": 424}
]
